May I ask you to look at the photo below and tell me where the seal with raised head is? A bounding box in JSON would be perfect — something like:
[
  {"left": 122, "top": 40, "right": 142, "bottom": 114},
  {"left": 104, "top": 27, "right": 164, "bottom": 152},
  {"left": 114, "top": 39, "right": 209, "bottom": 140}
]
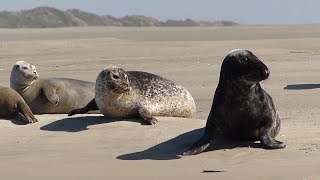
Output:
[
  {"left": 0, "top": 86, "right": 37, "bottom": 123},
  {"left": 183, "top": 49, "right": 286, "bottom": 156},
  {"left": 68, "top": 66, "right": 196, "bottom": 125},
  {"left": 10, "top": 61, "right": 96, "bottom": 114}
]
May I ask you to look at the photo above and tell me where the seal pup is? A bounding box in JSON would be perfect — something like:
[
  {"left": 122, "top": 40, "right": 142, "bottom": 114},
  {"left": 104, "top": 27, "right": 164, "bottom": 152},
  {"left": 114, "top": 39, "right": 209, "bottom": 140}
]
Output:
[
  {"left": 10, "top": 61, "right": 96, "bottom": 114},
  {"left": 68, "top": 66, "right": 196, "bottom": 125},
  {"left": 0, "top": 86, "right": 37, "bottom": 123},
  {"left": 183, "top": 49, "right": 286, "bottom": 155}
]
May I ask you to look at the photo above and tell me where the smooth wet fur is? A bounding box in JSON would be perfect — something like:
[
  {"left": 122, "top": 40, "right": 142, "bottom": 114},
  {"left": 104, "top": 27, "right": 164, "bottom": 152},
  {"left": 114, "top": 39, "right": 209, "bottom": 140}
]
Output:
[
  {"left": 183, "top": 49, "right": 285, "bottom": 156},
  {"left": 10, "top": 61, "right": 96, "bottom": 114},
  {"left": 69, "top": 66, "right": 196, "bottom": 125}
]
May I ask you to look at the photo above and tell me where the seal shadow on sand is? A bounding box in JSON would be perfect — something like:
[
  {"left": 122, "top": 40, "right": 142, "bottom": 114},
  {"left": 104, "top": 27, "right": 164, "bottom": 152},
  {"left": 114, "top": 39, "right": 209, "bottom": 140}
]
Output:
[
  {"left": 9, "top": 118, "right": 29, "bottom": 125},
  {"left": 40, "top": 116, "right": 147, "bottom": 132},
  {"left": 117, "top": 128, "right": 264, "bottom": 160},
  {"left": 284, "top": 83, "right": 320, "bottom": 90},
  {"left": 0, "top": 118, "right": 29, "bottom": 125},
  {"left": 41, "top": 117, "right": 265, "bottom": 160}
]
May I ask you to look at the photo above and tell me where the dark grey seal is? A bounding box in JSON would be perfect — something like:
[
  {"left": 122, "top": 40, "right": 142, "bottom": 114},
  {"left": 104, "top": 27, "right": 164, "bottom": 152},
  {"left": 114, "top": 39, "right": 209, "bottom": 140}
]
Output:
[
  {"left": 183, "top": 49, "right": 286, "bottom": 156},
  {"left": 0, "top": 86, "right": 37, "bottom": 123},
  {"left": 68, "top": 66, "right": 196, "bottom": 125},
  {"left": 10, "top": 61, "right": 95, "bottom": 114}
]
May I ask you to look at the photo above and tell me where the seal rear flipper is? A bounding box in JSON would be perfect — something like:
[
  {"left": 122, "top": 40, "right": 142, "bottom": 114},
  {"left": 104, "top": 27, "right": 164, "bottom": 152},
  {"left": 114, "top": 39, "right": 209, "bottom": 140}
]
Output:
[
  {"left": 137, "top": 106, "right": 158, "bottom": 125},
  {"left": 68, "top": 99, "right": 98, "bottom": 116},
  {"left": 260, "top": 133, "right": 286, "bottom": 149},
  {"left": 182, "top": 135, "right": 212, "bottom": 156}
]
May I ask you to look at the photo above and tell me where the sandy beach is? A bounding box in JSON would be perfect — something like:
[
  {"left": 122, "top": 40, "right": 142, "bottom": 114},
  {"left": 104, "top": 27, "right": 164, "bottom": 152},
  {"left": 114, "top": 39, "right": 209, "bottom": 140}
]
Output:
[{"left": 0, "top": 25, "right": 320, "bottom": 179}]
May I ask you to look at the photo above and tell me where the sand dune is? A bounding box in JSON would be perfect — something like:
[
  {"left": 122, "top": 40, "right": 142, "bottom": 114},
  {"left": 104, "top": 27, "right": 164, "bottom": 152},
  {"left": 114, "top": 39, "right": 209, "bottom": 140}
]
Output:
[{"left": 0, "top": 25, "right": 320, "bottom": 179}]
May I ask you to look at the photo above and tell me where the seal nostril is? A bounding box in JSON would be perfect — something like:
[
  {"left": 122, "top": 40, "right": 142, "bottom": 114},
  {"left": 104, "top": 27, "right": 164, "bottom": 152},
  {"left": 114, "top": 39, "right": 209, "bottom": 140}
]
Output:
[
  {"left": 265, "top": 69, "right": 270, "bottom": 77},
  {"left": 260, "top": 68, "right": 270, "bottom": 79}
]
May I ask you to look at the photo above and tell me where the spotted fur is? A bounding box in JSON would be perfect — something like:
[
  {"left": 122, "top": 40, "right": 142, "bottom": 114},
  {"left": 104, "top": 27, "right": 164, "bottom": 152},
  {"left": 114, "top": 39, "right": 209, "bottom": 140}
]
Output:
[{"left": 69, "top": 66, "right": 196, "bottom": 125}]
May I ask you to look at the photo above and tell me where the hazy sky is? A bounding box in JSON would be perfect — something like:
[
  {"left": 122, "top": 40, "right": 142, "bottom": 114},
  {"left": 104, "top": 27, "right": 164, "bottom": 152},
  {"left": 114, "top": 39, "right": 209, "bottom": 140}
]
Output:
[{"left": 0, "top": 0, "right": 320, "bottom": 24}]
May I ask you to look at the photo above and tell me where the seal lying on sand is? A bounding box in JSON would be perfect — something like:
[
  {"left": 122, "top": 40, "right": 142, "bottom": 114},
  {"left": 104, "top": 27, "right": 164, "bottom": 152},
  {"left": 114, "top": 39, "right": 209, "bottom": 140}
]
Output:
[
  {"left": 10, "top": 61, "right": 96, "bottom": 114},
  {"left": 0, "top": 86, "right": 37, "bottom": 123},
  {"left": 69, "top": 66, "right": 196, "bottom": 125},
  {"left": 183, "top": 49, "right": 286, "bottom": 156}
]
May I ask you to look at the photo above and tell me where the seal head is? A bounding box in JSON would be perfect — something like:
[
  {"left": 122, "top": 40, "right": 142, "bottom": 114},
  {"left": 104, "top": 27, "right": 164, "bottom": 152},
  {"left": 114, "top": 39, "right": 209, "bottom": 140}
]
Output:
[
  {"left": 10, "top": 61, "right": 38, "bottom": 92},
  {"left": 98, "top": 66, "right": 131, "bottom": 94},
  {"left": 221, "top": 49, "right": 270, "bottom": 85}
]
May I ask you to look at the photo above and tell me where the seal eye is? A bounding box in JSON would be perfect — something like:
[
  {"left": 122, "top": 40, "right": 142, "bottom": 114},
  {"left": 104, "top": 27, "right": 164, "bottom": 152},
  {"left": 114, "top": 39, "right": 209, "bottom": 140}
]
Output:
[
  {"left": 22, "top": 66, "right": 28, "bottom": 70},
  {"left": 239, "top": 57, "right": 248, "bottom": 64},
  {"left": 112, "top": 74, "right": 120, "bottom": 79}
]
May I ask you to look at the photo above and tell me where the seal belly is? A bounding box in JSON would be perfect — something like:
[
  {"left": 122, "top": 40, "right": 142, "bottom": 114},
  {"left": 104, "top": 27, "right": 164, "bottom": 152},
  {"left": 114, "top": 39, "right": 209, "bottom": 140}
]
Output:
[
  {"left": 146, "top": 94, "right": 196, "bottom": 118},
  {"left": 95, "top": 93, "right": 138, "bottom": 118}
]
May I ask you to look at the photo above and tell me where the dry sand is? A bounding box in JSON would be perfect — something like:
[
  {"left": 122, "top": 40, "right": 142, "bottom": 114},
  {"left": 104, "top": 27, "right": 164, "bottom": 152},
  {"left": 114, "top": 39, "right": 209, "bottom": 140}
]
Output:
[{"left": 0, "top": 25, "right": 320, "bottom": 179}]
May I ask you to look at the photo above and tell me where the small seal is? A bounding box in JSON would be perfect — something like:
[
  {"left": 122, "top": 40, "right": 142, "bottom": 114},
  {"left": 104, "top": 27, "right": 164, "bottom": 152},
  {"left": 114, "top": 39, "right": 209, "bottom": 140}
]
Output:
[
  {"left": 69, "top": 66, "right": 196, "bottom": 125},
  {"left": 10, "top": 61, "right": 96, "bottom": 114},
  {"left": 183, "top": 49, "right": 286, "bottom": 155},
  {"left": 0, "top": 86, "right": 37, "bottom": 123}
]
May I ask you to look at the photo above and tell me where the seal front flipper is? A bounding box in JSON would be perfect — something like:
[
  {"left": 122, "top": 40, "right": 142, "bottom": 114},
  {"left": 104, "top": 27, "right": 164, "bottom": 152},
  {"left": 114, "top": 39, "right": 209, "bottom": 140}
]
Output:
[
  {"left": 43, "top": 85, "right": 59, "bottom": 106},
  {"left": 182, "top": 134, "right": 212, "bottom": 156},
  {"left": 260, "top": 132, "right": 286, "bottom": 149},
  {"left": 260, "top": 125, "right": 286, "bottom": 149},
  {"left": 17, "top": 102, "right": 38, "bottom": 123},
  {"left": 17, "top": 111, "right": 38, "bottom": 123},
  {"left": 68, "top": 99, "right": 98, "bottom": 116},
  {"left": 137, "top": 106, "right": 158, "bottom": 125}
]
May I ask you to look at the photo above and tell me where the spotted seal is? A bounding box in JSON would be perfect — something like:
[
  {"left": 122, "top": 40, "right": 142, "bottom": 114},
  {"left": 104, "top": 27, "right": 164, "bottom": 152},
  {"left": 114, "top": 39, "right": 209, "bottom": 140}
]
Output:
[
  {"left": 183, "top": 49, "right": 286, "bottom": 155},
  {"left": 68, "top": 66, "right": 196, "bottom": 125},
  {"left": 0, "top": 86, "right": 37, "bottom": 123},
  {"left": 10, "top": 61, "right": 96, "bottom": 114}
]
